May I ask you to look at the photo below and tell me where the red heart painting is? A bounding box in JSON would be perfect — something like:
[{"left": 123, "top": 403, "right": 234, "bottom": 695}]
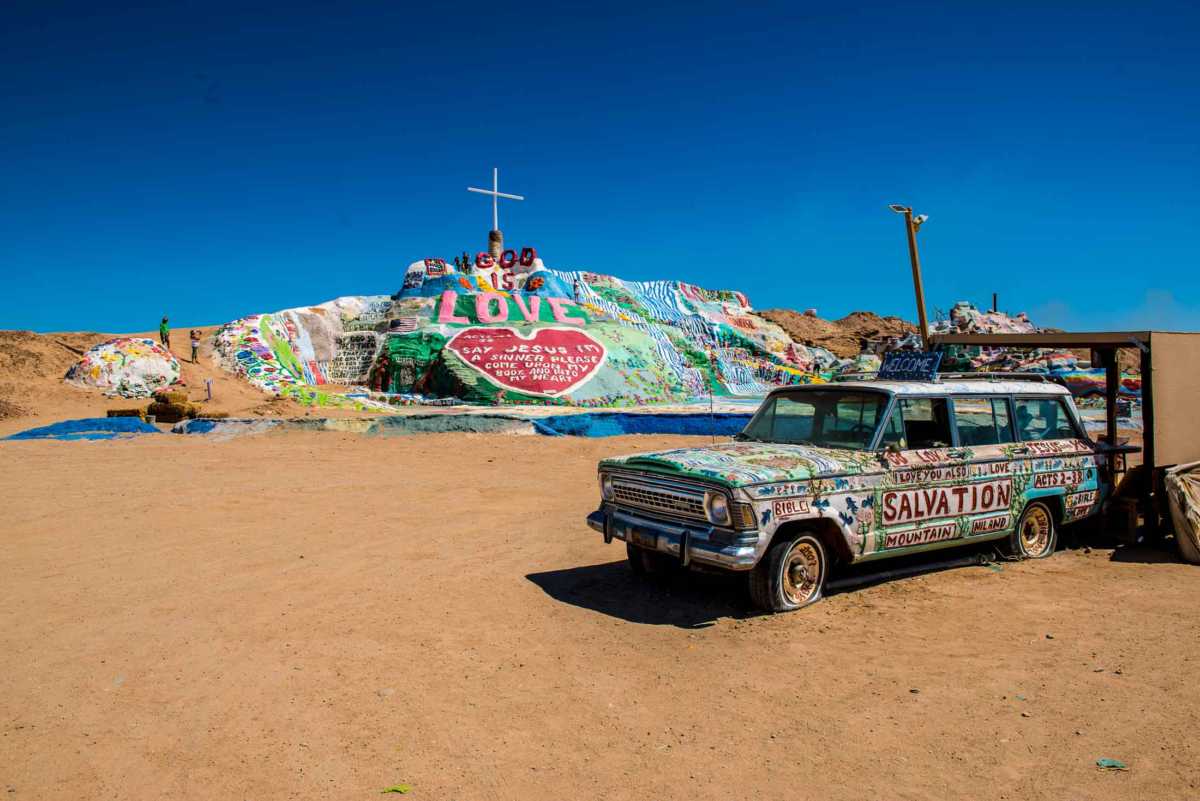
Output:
[{"left": 446, "top": 327, "right": 607, "bottom": 397}]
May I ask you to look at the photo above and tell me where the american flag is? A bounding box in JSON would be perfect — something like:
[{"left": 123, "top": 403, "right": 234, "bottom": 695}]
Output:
[{"left": 390, "top": 317, "right": 420, "bottom": 333}]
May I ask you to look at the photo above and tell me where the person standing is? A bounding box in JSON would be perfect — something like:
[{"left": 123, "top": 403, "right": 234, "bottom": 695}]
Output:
[
  {"left": 159, "top": 316, "right": 170, "bottom": 350},
  {"left": 189, "top": 329, "right": 201, "bottom": 364}
]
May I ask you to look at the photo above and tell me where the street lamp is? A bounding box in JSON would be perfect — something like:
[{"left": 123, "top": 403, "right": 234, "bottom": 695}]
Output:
[{"left": 889, "top": 204, "right": 930, "bottom": 349}]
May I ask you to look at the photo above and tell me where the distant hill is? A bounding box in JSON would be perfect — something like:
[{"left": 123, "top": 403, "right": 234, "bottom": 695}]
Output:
[{"left": 756, "top": 309, "right": 916, "bottom": 358}]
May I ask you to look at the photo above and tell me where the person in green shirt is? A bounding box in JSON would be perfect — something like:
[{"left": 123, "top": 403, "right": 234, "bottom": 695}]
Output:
[{"left": 159, "top": 316, "right": 170, "bottom": 350}]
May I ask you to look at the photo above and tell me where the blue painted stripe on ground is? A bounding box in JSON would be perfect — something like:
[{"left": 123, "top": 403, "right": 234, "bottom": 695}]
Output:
[
  {"left": 4, "top": 417, "right": 160, "bottom": 441},
  {"left": 533, "top": 412, "right": 753, "bottom": 437}
]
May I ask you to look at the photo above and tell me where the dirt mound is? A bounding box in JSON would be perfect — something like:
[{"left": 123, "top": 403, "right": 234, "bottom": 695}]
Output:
[
  {"left": 0, "top": 330, "right": 108, "bottom": 382},
  {"left": 0, "top": 398, "right": 27, "bottom": 419},
  {"left": 0, "top": 327, "right": 318, "bottom": 435},
  {"left": 755, "top": 309, "right": 915, "bottom": 358},
  {"left": 834, "top": 311, "right": 917, "bottom": 341},
  {"left": 0, "top": 330, "right": 111, "bottom": 418}
]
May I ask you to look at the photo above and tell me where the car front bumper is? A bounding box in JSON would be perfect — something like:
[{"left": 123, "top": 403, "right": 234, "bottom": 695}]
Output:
[{"left": 587, "top": 506, "right": 759, "bottom": 571}]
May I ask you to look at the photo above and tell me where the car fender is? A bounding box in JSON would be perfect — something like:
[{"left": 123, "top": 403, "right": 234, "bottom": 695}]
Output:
[{"left": 746, "top": 487, "right": 865, "bottom": 564}]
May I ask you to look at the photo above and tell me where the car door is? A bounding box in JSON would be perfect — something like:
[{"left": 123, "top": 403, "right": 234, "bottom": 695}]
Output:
[
  {"left": 949, "top": 395, "right": 1020, "bottom": 540},
  {"left": 872, "top": 395, "right": 971, "bottom": 555},
  {"left": 1014, "top": 395, "right": 1101, "bottom": 522}
]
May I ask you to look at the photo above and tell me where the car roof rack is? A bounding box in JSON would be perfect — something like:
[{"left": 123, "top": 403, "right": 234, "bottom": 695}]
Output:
[
  {"left": 937, "top": 371, "right": 1054, "bottom": 382},
  {"left": 833, "top": 371, "right": 1058, "bottom": 384}
]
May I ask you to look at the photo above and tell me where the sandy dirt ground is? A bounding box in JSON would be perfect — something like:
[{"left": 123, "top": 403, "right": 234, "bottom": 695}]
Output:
[{"left": 2, "top": 432, "right": 1197, "bottom": 800}]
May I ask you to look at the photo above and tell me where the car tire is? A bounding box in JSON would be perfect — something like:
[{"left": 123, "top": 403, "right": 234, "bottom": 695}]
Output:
[
  {"left": 1006, "top": 500, "right": 1058, "bottom": 559},
  {"left": 749, "top": 532, "right": 827, "bottom": 612},
  {"left": 626, "top": 543, "right": 678, "bottom": 577}
]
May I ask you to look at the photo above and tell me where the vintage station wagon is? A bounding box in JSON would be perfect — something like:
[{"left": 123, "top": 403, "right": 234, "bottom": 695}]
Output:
[{"left": 587, "top": 376, "right": 1113, "bottom": 612}]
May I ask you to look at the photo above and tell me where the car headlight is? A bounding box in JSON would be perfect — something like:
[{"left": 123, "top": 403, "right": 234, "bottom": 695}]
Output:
[
  {"left": 599, "top": 472, "right": 614, "bottom": 501},
  {"left": 704, "top": 490, "right": 732, "bottom": 527}
]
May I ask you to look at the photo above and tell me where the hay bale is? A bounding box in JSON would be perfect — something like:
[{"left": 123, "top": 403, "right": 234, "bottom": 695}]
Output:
[
  {"left": 106, "top": 408, "right": 145, "bottom": 419},
  {"left": 146, "top": 401, "right": 188, "bottom": 424},
  {"left": 153, "top": 390, "right": 188, "bottom": 405},
  {"left": 488, "top": 229, "right": 503, "bottom": 259},
  {"left": 194, "top": 411, "right": 230, "bottom": 420}
]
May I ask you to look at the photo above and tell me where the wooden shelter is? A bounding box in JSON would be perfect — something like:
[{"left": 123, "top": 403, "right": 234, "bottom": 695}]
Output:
[{"left": 929, "top": 330, "right": 1200, "bottom": 528}]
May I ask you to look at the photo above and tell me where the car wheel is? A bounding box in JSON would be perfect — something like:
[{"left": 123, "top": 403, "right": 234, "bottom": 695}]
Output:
[
  {"left": 749, "top": 532, "right": 827, "bottom": 612},
  {"left": 1007, "top": 501, "right": 1057, "bottom": 559},
  {"left": 626, "top": 543, "right": 678, "bottom": 577}
]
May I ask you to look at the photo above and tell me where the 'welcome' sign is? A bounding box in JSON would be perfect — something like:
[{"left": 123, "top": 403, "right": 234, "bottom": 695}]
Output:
[{"left": 878, "top": 351, "right": 942, "bottom": 381}]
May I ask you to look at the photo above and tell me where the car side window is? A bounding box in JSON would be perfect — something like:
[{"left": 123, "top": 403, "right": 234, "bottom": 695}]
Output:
[
  {"left": 1014, "top": 397, "right": 1080, "bottom": 441},
  {"left": 897, "top": 397, "right": 952, "bottom": 449},
  {"left": 952, "top": 397, "right": 1016, "bottom": 446}
]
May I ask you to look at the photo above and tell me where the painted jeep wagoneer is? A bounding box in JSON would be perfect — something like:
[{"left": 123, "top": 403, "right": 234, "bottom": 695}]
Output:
[{"left": 587, "top": 377, "right": 1111, "bottom": 612}]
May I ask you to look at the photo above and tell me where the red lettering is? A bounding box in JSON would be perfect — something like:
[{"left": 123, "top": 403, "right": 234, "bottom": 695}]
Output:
[
  {"left": 921, "top": 489, "right": 937, "bottom": 517},
  {"left": 952, "top": 486, "right": 969, "bottom": 513},
  {"left": 934, "top": 492, "right": 950, "bottom": 517},
  {"left": 883, "top": 492, "right": 898, "bottom": 523}
]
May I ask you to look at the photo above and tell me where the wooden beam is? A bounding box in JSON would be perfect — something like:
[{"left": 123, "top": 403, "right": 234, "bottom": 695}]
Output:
[{"left": 929, "top": 331, "right": 1152, "bottom": 349}]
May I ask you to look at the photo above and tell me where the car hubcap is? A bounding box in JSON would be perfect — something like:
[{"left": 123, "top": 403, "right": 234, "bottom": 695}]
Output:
[
  {"left": 782, "top": 541, "right": 821, "bottom": 605},
  {"left": 1020, "top": 506, "right": 1052, "bottom": 556}
]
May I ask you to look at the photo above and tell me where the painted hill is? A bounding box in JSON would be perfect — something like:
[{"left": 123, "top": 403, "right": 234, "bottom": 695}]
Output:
[{"left": 212, "top": 251, "right": 846, "bottom": 408}]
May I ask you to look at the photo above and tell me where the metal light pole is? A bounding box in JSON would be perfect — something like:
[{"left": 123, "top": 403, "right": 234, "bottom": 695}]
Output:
[{"left": 889, "top": 204, "right": 930, "bottom": 349}]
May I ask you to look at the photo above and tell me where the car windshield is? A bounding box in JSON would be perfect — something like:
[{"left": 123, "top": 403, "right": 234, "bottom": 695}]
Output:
[{"left": 737, "top": 389, "right": 889, "bottom": 450}]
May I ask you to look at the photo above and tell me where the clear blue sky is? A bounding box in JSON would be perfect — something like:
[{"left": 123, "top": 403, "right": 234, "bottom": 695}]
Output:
[{"left": 2, "top": 1, "right": 1198, "bottom": 333}]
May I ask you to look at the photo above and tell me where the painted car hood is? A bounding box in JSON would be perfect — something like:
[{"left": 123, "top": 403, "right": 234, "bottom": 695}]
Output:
[{"left": 601, "top": 441, "right": 880, "bottom": 487}]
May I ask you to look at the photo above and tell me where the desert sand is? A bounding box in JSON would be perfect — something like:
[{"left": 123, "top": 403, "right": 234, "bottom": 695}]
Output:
[{"left": 2, "top": 430, "right": 1197, "bottom": 800}]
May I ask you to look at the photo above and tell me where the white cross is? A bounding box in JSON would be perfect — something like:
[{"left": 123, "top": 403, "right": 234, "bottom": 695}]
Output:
[{"left": 467, "top": 167, "right": 524, "bottom": 231}]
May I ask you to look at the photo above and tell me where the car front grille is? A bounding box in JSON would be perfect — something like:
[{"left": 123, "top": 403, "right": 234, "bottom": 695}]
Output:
[{"left": 611, "top": 475, "right": 707, "bottom": 522}]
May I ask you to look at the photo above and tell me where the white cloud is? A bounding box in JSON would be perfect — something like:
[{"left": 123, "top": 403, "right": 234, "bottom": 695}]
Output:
[
  {"left": 1117, "top": 290, "right": 1200, "bottom": 332},
  {"left": 1030, "top": 291, "right": 1200, "bottom": 332},
  {"left": 1029, "top": 300, "right": 1083, "bottom": 330}
]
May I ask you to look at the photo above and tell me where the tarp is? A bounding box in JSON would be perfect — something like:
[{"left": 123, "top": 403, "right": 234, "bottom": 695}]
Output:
[
  {"left": 1165, "top": 461, "right": 1200, "bottom": 564},
  {"left": 4, "top": 417, "right": 161, "bottom": 441}
]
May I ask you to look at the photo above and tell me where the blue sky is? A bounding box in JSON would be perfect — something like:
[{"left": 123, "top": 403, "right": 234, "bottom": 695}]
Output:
[{"left": 2, "top": 1, "right": 1198, "bottom": 332}]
